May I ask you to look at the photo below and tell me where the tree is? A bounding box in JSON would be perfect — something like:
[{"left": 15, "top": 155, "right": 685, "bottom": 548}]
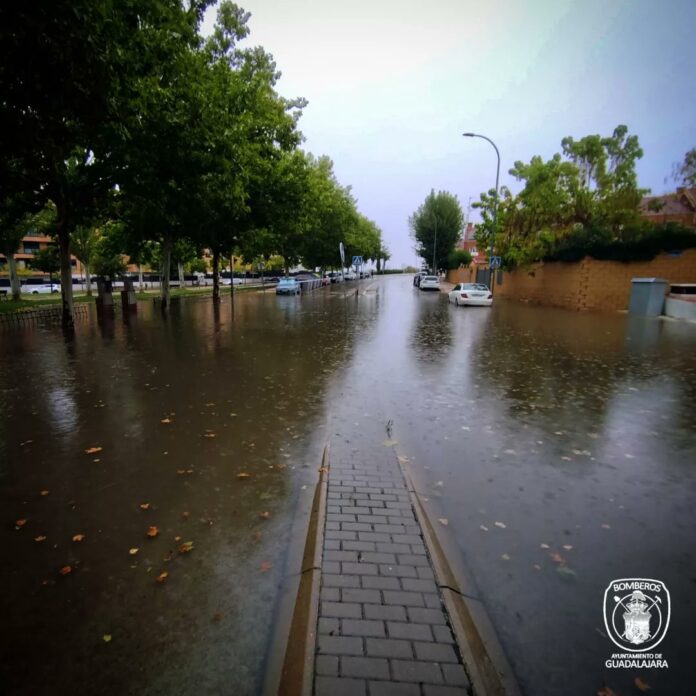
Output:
[
  {"left": 447, "top": 249, "right": 472, "bottom": 269},
  {"left": 70, "top": 225, "right": 100, "bottom": 295},
  {"left": 409, "top": 191, "right": 464, "bottom": 271},
  {"left": 31, "top": 246, "right": 60, "bottom": 284},
  {"left": 673, "top": 148, "right": 696, "bottom": 187}
]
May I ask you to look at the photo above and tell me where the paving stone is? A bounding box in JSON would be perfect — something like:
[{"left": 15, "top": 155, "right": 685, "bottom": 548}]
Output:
[
  {"left": 323, "top": 574, "right": 360, "bottom": 588},
  {"left": 319, "top": 617, "right": 340, "bottom": 635},
  {"left": 397, "top": 554, "right": 431, "bottom": 566},
  {"left": 417, "top": 567, "right": 436, "bottom": 580},
  {"left": 387, "top": 621, "right": 433, "bottom": 641},
  {"left": 357, "top": 514, "right": 389, "bottom": 524},
  {"left": 392, "top": 534, "right": 422, "bottom": 545},
  {"left": 342, "top": 540, "right": 376, "bottom": 552},
  {"left": 326, "top": 530, "right": 357, "bottom": 541},
  {"left": 315, "top": 676, "right": 366, "bottom": 696},
  {"left": 413, "top": 641, "right": 459, "bottom": 663},
  {"left": 407, "top": 607, "right": 447, "bottom": 625},
  {"left": 379, "top": 564, "right": 418, "bottom": 578},
  {"left": 382, "top": 590, "right": 425, "bottom": 607},
  {"left": 341, "top": 619, "right": 385, "bottom": 637},
  {"left": 424, "top": 594, "right": 442, "bottom": 609},
  {"left": 376, "top": 542, "right": 411, "bottom": 554},
  {"left": 324, "top": 539, "right": 341, "bottom": 551},
  {"left": 432, "top": 625, "right": 455, "bottom": 644},
  {"left": 401, "top": 578, "right": 439, "bottom": 594},
  {"left": 358, "top": 532, "right": 391, "bottom": 542},
  {"left": 341, "top": 506, "right": 372, "bottom": 515},
  {"left": 340, "top": 656, "right": 389, "bottom": 680},
  {"left": 324, "top": 550, "right": 359, "bottom": 562},
  {"left": 323, "top": 561, "right": 341, "bottom": 574},
  {"left": 365, "top": 637, "right": 414, "bottom": 659},
  {"left": 315, "top": 655, "right": 339, "bottom": 676},
  {"left": 363, "top": 604, "right": 407, "bottom": 621},
  {"left": 391, "top": 659, "right": 443, "bottom": 684},
  {"left": 369, "top": 682, "right": 420, "bottom": 696},
  {"left": 341, "top": 588, "right": 381, "bottom": 604},
  {"left": 360, "top": 575, "right": 401, "bottom": 590},
  {"left": 422, "top": 686, "right": 469, "bottom": 696},
  {"left": 317, "top": 635, "right": 364, "bottom": 656},
  {"left": 442, "top": 664, "right": 471, "bottom": 687},
  {"left": 359, "top": 552, "right": 397, "bottom": 564},
  {"left": 321, "top": 587, "right": 340, "bottom": 602},
  {"left": 321, "top": 601, "right": 362, "bottom": 619},
  {"left": 341, "top": 522, "right": 374, "bottom": 532}
]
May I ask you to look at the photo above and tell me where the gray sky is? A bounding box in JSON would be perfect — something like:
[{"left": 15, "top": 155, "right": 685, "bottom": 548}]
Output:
[{"left": 203, "top": 0, "right": 696, "bottom": 268}]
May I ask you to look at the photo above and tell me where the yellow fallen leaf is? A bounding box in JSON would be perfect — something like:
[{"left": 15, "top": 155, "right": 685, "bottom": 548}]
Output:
[
  {"left": 259, "top": 511, "right": 270, "bottom": 519},
  {"left": 160, "top": 418, "right": 172, "bottom": 424},
  {"left": 72, "top": 534, "right": 86, "bottom": 542},
  {"left": 318, "top": 466, "right": 328, "bottom": 473},
  {"left": 634, "top": 677, "right": 650, "bottom": 692},
  {"left": 59, "top": 565, "right": 72, "bottom": 576},
  {"left": 147, "top": 526, "right": 159, "bottom": 538},
  {"left": 85, "top": 446, "right": 103, "bottom": 454},
  {"left": 103, "top": 634, "right": 112, "bottom": 643},
  {"left": 34, "top": 535, "right": 47, "bottom": 542},
  {"left": 540, "top": 543, "right": 550, "bottom": 549},
  {"left": 237, "top": 472, "right": 251, "bottom": 479},
  {"left": 601, "top": 523, "right": 611, "bottom": 529},
  {"left": 438, "top": 518, "right": 448, "bottom": 526},
  {"left": 40, "top": 490, "right": 50, "bottom": 496},
  {"left": 129, "top": 548, "right": 139, "bottom": 555},
  {"left": 382, "top": 439, "right": 398, "bottom": 447},
  {"left": 562, "top": 544, "right": 573, "bottom": 551},
  {"left": 15, "top": 519, "right": 27, "bottom": 528},
  {"left": 181, "top": 511, "right": 190, "bottom": 520},
  {"left": 203, "top": 431, "right": 216, "bottom": 438},
  {"left": 494, "top": 521, "right": 507, "bottom": 529},
  {"left": 174, "top": 535, "right": 182, "bottom": 542},
  {"left": 140, "top": 503, "right": 150, "bottom": 511},
  {"left": 480, "top": 525, "right": 489, "bottom": 532},
  {"left": 501, "top": 553, "right": 510, "bottom": 561},
  {"left": 156, "top": 571, "right": 168, "bottom": 583},
  {"left": 178, "top": 541, "right": 194, "bottom": 554},
  {"left": 549, "top": 552, "right": 565, "bottom": 564}
]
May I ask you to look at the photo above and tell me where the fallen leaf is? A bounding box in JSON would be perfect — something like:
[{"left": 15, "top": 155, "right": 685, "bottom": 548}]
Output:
[
  {"left": 533, "top": 564, "right": 541, "bottom": 570},
  {"left": 480, "top": 525, "right": 489, "bottom": 532},
  {"left": 494, "top": 521, "right": 507, "bottom": 529},
  {"left": 562, "top": 544, "right": 573, "bottom": 551},
  {"left": 501, "top": 553, "right": 510, "bottom": 561},
  {"left": 181, "top": 511, "right": 190, "bottom": 520},
  {"left": 160, "top": 418, "right": 172, "bottom": 424},
  {"left": 139, "top": 503, "right": 150, "bottom": 511},
  {"left": 178, "top": 541, "right": 194, "bottom": 554},
  {"left": 634, "top": 677, "right": 650, "bottom": 692},
  {"left": 212, "top": 612, "right": 223, "bottom": 622},
  {"left": 129, "top": 548, "right": 139, "bottom": 556},
  {"left": 34, "top": 535, "right": 47, "bottom": 542},
  {"left": 156, "top": 571, "right": 168, "bottom": 583},
  {"left": 549, "top": 552, "right": 565, "bottom": 564},
  {"left": 237, "top": 472, "right": 251, "bottom": 479},
  {"left": 438, "top": 518, "right": 449, "bottom": 526},
  {"left": 72, "top": 534, "right": 86, "bottom": 542},
  {"left": 176, "top": 469, "right": 186, "bottom": 475},
  {"left": 601, "top": 523, "right": 611, "bottom": 529},
  {"left": 59, "top": 566, "right": 72, "bottom": 576},
  {"left": 103, "top": 634, "right": 112, "bottom": 643},
  {"left": 147, "top": 526, "right": 159, "bottom": 538},
  {"left": 15, "top": 519, "right": 27, "bottom": 528},
  {"left": 205, "top": 402, "right": 215, "bottom": 407},
  {"left": 597, "top": 688, "right": 618, "bottom": 696},
  {"left": 318, "top": 466, "right": 328, "bottom": 473},
  {"left": 259, "top": 511, "right": 270, "bottom": 520},
  {"left": 556, "top": 565, "right": 577, "bottom": 580},
  {"left": 174, "top": 535, "right": 182, "bottom": 542},
  {"left": 275, "top": 463, "right": 287, "bottom": 470},
  {"left": 203, "top": 431, "right": 216, "bottom": 438},
  {"left": 382, "top": 439, "right": 398, "bottom": 447},
  {"left": 186, "top": 469, "right": 194, "bottom": 474},
  {"left": 540, "top": 543, "right": 550, "bottom": 549},
  {"left": 260, "top": 561, "right": 272, "bottom": 573},
  {"left": 40, "top": 490, "right": 50, "bottom": 496},
  {"left": 85, "top": 446, "right": 103, "bottom": 454},
  {"left": 163, "top": 551, "right": 174, "bottom": 562}
]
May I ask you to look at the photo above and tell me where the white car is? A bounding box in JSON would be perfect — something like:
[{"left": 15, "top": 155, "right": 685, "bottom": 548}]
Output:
[
  {"left": 22, "top": 283, "right": 61, "bottom": 295},
  {"left": 448, "top": 283, "right": 493, "bottom": 306},
  {"left": 344, "top": 270, "right": 356, "bottom": 281},
  {"left": 419, "top": 275, "right": 440, "bottom": 291}
]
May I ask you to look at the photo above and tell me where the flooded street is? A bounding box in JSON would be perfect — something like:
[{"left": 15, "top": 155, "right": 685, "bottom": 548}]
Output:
[{"left": 2, "top": 277, "right": 695, "bottom": 695}]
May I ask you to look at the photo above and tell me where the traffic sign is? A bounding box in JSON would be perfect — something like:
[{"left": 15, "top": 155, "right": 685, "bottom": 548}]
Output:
[
  {"left": 352, "top": 255, "right": 363, "bottom": 268},
  {"left": 489, "top": 256, "right": 502, "bottom": 270}
]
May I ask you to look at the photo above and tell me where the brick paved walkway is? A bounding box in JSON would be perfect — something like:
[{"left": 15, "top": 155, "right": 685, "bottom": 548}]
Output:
[{"left": 313, "top": 445, "right": 472, "bottom": 696}]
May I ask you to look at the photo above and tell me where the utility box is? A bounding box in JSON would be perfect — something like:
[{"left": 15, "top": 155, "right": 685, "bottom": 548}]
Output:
[{"left": 628, "top": 277, "right": 668, "bottom": 316}]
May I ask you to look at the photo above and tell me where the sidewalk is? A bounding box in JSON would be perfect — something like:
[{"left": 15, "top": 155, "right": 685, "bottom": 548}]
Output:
[{"left": 313, "top": 443, "right": 472, "bottom": 696}]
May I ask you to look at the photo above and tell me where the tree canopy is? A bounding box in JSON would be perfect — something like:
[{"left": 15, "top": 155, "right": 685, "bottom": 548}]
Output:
[{"left": 409, "top": 191, "right": 464, "bottom": 271}]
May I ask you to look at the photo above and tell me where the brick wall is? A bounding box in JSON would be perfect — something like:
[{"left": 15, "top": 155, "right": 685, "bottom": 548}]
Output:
[{"left": 449, "top": 249, "right": 696, "bottom": 312}]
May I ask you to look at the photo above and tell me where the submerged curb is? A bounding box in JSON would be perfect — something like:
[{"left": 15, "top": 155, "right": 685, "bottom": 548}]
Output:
[{"left": 397, "top": 455, "right": 522, "bottom": 696}]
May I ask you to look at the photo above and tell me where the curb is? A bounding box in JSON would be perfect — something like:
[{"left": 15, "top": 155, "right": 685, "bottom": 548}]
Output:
[
  {"left": 397, "top": 453, "right": 522, "bottom": 696},
  {"left": 275, "top": 443, "right": 330, "bottom": 696}
]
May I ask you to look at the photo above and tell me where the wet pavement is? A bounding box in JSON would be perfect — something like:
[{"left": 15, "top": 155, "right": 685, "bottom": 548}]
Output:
[{"left": 1, "top": 277, "right": 695, "bottom": 695}]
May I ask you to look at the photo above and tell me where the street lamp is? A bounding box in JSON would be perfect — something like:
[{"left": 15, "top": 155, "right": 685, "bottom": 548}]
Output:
[{"left": 463, "top": 132, "right": 500, "bottom": 291}]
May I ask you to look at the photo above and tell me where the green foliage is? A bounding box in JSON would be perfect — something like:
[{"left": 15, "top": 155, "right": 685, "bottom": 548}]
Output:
[
  {"left": 31, "top": 246, "right": 60, "bottom": 275},
  {"left": 673, "top": 148, "right": 696, "bottom": 187},
  {"left": 186, "top": 258, "right": 208, "bottom": 274},
  {"left": 447, "top": 249, "right": 473, "bottom": 269},
  {"left": 409, "top": 190, "right": 464, "bottom": 271}
]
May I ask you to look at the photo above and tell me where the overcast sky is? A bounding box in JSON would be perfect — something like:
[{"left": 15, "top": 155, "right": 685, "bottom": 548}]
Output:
[{"left": 202, "top": 0, "right": 696, "bottom": 268}]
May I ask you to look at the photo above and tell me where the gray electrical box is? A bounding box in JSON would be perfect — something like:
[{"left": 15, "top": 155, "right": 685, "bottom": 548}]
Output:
[{"left": 628, "top": 277, "right": 668, "bottom": 316}]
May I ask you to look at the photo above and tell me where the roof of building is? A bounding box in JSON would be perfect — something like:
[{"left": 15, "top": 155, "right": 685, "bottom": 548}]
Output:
[{"left": 640, "top": 187, "right": 696, "bottom": 216}]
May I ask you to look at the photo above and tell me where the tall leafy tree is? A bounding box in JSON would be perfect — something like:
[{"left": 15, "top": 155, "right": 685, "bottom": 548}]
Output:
[
  {"left": 673, "top": 148, "right": 696, "bottom": 187},
  {"left": 409, "top": 191, "right": 464, "bottom": 271}
]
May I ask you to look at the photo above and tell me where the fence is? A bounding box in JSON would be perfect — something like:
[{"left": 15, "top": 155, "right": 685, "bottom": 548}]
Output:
[{"left": 0, "top": 303, "right": 89, "bottom": 329}]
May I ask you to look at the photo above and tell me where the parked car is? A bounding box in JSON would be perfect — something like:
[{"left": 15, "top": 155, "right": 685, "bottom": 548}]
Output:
[
  {"left": 22, "top": 283, "right": 60, "bottom": 295},
  {"left": 276, "top": 278, "right": 301, "bottom": 295},
  {"left": 344, "top": 270, "right": 357, "bottom": 281},
  {"left": 448, "top": 283, "right": 493, "bottom": 306},
  {"left": 419, "top": 275, "right": 440, "bottom": 291},
  {"left": 413, "top": 270, "right": 429, "bottom": 287},
  {"left": 326, "top": 271, "right": 343, "bottom": 283}
]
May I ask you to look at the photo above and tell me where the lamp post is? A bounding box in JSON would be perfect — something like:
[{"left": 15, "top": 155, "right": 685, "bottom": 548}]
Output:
[{"left": 463, "top": 132, "right": 500, "bottom": 291}]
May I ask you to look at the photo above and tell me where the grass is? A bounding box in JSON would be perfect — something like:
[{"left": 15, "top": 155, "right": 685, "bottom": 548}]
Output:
[{"left": 0, "top": 284, "right": 274, "bottom": 314}]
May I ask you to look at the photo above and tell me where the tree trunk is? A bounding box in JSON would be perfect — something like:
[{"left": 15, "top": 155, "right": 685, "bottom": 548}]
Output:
[
  {"left": 212, "top": 248, "right": 220, "bottom": 303},
  {"left": 57, "top": 224, "right": 74, "bottom": 326},
  {"left": 160, "top": 237, "right": 172, "bottom": 310},
  {"left": 6, "top": 253, "right": 21, "bottom": 300},
  {"left": 138, "top": 264, "right": 144, "bottom": 291},
  {"left": 178, "top": 262, "right": 184, "bottom": 287},
  {"left": 84, "top": 262, "right": 92, "bottom": 296}
]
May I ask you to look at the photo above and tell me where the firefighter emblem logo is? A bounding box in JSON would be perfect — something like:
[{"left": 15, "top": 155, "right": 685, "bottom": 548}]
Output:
[{"left": 603, "top": 579, "right": 670, "bottom": 652}]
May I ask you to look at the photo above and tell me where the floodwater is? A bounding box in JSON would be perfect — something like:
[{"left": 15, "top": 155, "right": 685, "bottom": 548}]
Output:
[{"left": 1, "top": 277, "right": 695, "bottom": 695}]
